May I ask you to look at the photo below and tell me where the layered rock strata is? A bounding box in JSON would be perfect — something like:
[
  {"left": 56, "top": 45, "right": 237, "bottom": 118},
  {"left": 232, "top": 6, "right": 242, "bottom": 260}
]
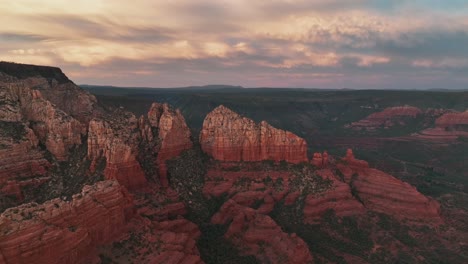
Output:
[
  {"left": 348, "top": 106, "right": 422, "bottom": 131},
  {"left": 87, "top": 114, "right": 147, "bottom": 190},
  {"left": 200, "top": 105, "right": 308, "bottom": 163},
  {"left": 212, "top": 199, "right": 313, "bottom": 263},
  {"left": 1, "top": 73, "right": 84, "bottom": 161},
  {"left": 338, "top": 149, "right": 441, "bottom": 223},
  {"left": 0, "top": 180, "right": 133, "bottom": 264},
  {"left": 303, "top": 169, "right": 365, "bottom": 224},
  {"left": 416, "top": 110, "right": 468, "bottom": 140}
]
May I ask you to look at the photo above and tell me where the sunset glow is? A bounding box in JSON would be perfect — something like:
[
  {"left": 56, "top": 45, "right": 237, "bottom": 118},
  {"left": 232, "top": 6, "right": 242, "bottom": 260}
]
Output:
[{"left": 1, "top": 0, "right": 467, "bottom": 88}]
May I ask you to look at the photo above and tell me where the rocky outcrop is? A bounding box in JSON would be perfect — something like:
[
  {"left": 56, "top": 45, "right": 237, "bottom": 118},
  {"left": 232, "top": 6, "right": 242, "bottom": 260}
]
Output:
[
  {"left": 200, "top": 105, "right": 308, "bottom": 163},
  {"left": 0, "top": 180, "right": 133, "bottom": 264},
  {"left": 416, "top": 110, "right": 468, "bottom": 141},
  {"left": 303, "top": 169, "right": 365, "bottom": 224},
  {"left": 338, "top": 150, "right": 441, "bottom": 223},
  {"left": 0, "top": 124, "right": 50, "bottom": 201},
  {"left": 146, "top": 103, "right": 192, "bottom": 187},
  {"left": 87, "top": 115, "right": 147, "bottom": 190},
  {"left": 87, "top": 103, "right": 192, "bottom": 190},
  {"left": 342, "top": 148, "right": 369, "bottom": 169},
  {"left": 0, "top": 65, "right": 87, "bottom": 203},
  {"left": 348, "top": 106, "right": 422, "bottom": 131},
  {"left": 311, "top": 151, "right": 329, "bottom": 168},
  {"left": 0, "top": 73, "right": 84, "bottom": 161},
  {"left": 212, "top": 199, "right": 313, "bottom": 263},
  {"left": 0, "top": 62, "right": 98, "bottom": 123},
  {"left": 100, "top": 217, "right": 203, "bottom": 264}
]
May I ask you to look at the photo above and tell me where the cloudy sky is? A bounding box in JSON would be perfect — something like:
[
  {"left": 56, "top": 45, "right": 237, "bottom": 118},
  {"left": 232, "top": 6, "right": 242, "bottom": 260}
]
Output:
[{"left": 1, "top": 0, "right": 468, "bottom": 89}]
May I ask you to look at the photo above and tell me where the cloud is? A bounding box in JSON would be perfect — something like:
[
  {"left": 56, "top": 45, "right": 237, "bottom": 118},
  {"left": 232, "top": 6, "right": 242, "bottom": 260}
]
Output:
[{"left": 0, "top": 0, "right": 467, "bottom": 89}]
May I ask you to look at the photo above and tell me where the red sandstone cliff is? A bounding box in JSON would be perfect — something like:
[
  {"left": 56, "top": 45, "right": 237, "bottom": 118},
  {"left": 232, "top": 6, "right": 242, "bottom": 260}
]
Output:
[
  {"left": 146, "top": 103, "right": 192, "bottom": 187},
  {"left": 1, "top": 69, "right": 86, "bottom": 203},
  {"left": 1, "top": 74, "right": 84, "bottom": 161},
  {"left": 87, "top": 115, "right": 147, "bottom": 190},
  {"left": 200, "top": 105, "right": 308, "bottom": 163},
  {"left": 0, "top": 124, "right": 50, "bottom": 201},
  {"left": 87, "top": 103, "right": 192, "bottom": 189},
  {"left": 0, "top": 180, "right": 133, "bottom": 264},
  {"left": 0, "top": 62, "right": 98, "bottom": 123}
]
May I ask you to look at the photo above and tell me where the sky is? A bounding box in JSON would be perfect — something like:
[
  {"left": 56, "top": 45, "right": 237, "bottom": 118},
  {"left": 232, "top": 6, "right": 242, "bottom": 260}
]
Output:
[{"left": 1, "top": 0, "right": 468, "bottom": 89}]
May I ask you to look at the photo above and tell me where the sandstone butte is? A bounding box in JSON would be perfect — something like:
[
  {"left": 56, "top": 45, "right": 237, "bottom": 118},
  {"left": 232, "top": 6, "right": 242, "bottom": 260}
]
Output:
[
  {"left": 200, "top": 105, "right": 308, "bottom": 163},
  {"left": 348, "top": 105, "right": 422, "bottom": 130},
  {"left": 0, "top": 180, "right": 133, "bottom": 264}
]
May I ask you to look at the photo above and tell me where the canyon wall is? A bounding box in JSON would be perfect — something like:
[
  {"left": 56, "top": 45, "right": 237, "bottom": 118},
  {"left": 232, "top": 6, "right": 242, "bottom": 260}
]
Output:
[{"left": 200, "top": 105, "right": 308, "bottom": 163}]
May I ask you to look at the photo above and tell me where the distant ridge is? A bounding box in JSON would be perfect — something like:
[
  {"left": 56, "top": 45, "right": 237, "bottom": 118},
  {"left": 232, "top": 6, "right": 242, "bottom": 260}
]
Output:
[
  {"left": 80, "top": 84, "right": 244, "bottom": 90},
  {"left": 80, "top": 83, "right": 468, "bottom": 92}
]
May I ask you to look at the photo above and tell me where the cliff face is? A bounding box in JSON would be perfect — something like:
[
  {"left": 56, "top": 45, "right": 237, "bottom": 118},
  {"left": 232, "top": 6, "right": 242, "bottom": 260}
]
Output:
[
  {"left": 0, "top": 180, "right": 133, "bottom": 264},
  {"left": 0, "top": 124, "right": 50, "bottom": 201},
  {"left": 0, "top": 68, "right": 87, "bottom": 204},
  {"left": 348, "top": 106, "right": 422, "bottom": 131},
  {"left": 0, "top": 62, "right": 98, "bottom": 123},
  {"left": 0, "top": 74, "right": 84, "bottom": 161},
  {"left": 87, "top": 103, "right": 193, "bottom": 189},
  {"left": 200, "top": 105, "right": 308, "bottom": 163},
  {"left": 147, "top": 103, "right": 193, "bottom": 187},
  {"left": 87, "top": 115, "right": 147, "bottom": 190}
]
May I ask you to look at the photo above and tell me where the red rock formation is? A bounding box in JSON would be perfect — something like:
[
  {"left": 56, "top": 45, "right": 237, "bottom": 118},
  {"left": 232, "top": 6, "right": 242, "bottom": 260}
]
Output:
[
  {"left": 200, "top": 105, "right": 308, "bottom": 163},
  {"left": 416, "top": 110, "right": 468, "bottom": 140},
  {"left": 212, "top": 199, "right": 313, "bottom": 263},
  {"left": 1, "top": 76, "right": 84, "bottom": 161},
  {"left": 0, "top": 180, "right": 133, "bottom": 264},
  {"left": 435, "top": 110, "right": 468, "bottom": 127},
  {"left": 348, "top": 106, "right": 422, "bottom": 131},
  {"left": 311, "top": 151, "right": 329, "bottom": 168},
  {"left": 0, "top": 62, "right": 98, "bottom": 123},
  {"left": 87, "top": 118, "right": 147, "bottom": 190},
  {"left": 0, "top": 125, "right": 50, "bottom": 201},
  {"left": 303, "top": 169, "right": 365, "bottom": 223},
  {"left": 342, "top": 148, "right": 369, "bottom": 169},
  {"left": 100, "top": 217, "right": 203, "bottom": 264},
  {"left": 147, "top": 103, "right": 192, "bottom": 187},
  {"left": 337, "top": 150, "right": 441, "bottom": 223},
  {"left": 96, "top": 187, "right": 202, "bottom": 264}
]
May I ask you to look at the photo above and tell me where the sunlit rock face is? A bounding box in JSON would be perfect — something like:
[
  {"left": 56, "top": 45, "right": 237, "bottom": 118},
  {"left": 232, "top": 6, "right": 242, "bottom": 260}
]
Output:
[{"left": 200, "top": 105, "right": 308, "bottom": 163}]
